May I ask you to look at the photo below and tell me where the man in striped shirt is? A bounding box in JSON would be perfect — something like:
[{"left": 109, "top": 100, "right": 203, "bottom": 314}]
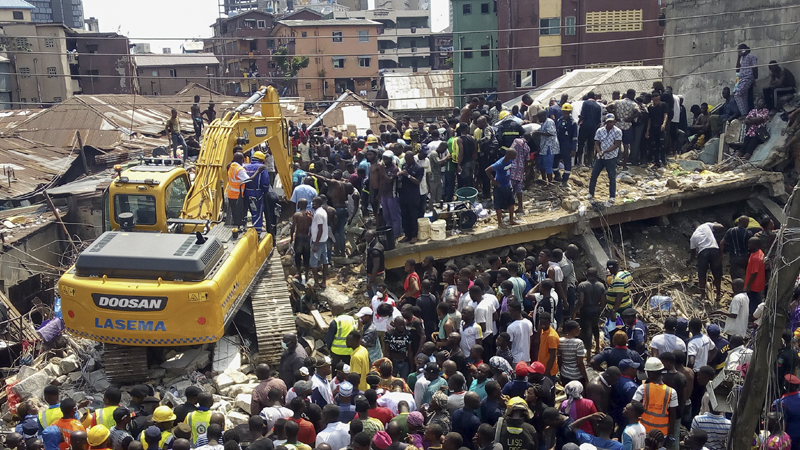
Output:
[
  {"left": 690, "top": 405, "right": 731, "bottom": 450},
  {"left": 606, "top": 259, "right": 633, "bottom": 315}
]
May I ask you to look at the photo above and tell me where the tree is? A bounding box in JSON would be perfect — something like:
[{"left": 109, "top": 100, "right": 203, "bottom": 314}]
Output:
[{"left": 272, "top": 46, "right": 309, "bottom": 79}]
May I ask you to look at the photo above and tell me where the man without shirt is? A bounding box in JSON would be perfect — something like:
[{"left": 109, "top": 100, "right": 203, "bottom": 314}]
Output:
[{"left": 291, "top": 199, "right": 313, "bottom": 281}]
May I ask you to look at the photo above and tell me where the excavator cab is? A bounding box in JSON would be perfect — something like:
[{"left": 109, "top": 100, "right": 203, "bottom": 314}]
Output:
[{"left": 109, "top": 160, "right": 190, "bottom": 232}]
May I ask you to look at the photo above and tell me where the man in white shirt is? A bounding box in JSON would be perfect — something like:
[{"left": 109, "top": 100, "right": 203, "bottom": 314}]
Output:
[
  {"left": 315, "top": 404, "right": 350, "bottom": 450},
  {"left": 475, "top": 288, "right": 498, "bottom": 357},
  {"left": 416, "top": 151, "right": 431, "bottom": 218},
  {"left": 377, "top": 380, "right": 417, "bottom": 414},
  {"left": 713, "top": 278, "right": 749, "bottom": 338},
  {"left": 688, "top": 222, "right": 725, "bottom": 303},
  {"left": 506, "top": 299, "right": 533, "bottom": 363},
  {"left": 687, "top": 318, "right": 717, "bottom": 371},
  {"left": 650, "top": 317, "right": 687, "bottom": 357},
  {"left": 259, "top": 390, "right": 293, "bottom": 432},
  {"left": 310, "top": 196, "right": 329, "bottom": 288}
]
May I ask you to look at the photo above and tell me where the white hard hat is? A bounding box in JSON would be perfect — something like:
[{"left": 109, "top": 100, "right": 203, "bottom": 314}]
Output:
[{"left": 644, "top": 357, "right": 665, "bottom": 372}]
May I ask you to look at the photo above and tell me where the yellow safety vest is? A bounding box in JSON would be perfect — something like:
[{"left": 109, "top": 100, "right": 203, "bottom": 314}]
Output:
[
  {"left": 185, "top": 410, "right": 212, "bottom": 445},
  {"left": 139, "top": 430, "right": 173, "bottom": 450},
  {"left": 39, "top": 405, "right": 62, "bottom": 429},
  {"left": 331, "top": 315, "right": 356, "bottom": 356},
  {"left": 91, "top": 405, "right": 117, "bottom": 429},
  {"left": 640, "top": 383, "right": 672, "bottom": 435},
  {"left": 227, "top": 163, "right": 245, "bottom": 199}
]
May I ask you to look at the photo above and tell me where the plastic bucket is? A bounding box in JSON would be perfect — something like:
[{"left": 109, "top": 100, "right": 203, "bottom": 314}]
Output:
[
  {"left": 456, "top": 187, "right": 479, "bottom": 203},
  {"left": 430, "top": 220, "right": 447, "bottom": 241},
  {"left": 418, "top": 218, "right": 431, "bottom": 240},
  {"left": 376, "top": 225, "right": 396, "bottom": 251}
]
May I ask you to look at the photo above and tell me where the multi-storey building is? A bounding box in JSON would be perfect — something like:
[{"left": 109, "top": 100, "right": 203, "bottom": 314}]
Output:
[
  {"left": 451, "top": 0, "right": 497, "bottom": 105},
  {"left": 28, "top": 0, "right": 83, "bottom": 29},
  {"left": 66, "top": 28, "right": 135, "bottom": 95},
  {"left": 134, "top": 54, "right": 221, "bottom": 96}
]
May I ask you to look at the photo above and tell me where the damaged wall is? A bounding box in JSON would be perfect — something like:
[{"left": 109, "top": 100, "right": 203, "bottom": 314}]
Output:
[
  {"left": 663, "top": 0, "right": 800, "bottom": 106},
  {"left": 0, "top": 222, "right": 64, "bottom": 304}
]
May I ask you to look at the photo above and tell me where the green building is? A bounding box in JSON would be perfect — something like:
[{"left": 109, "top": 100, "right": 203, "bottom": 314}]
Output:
[{"left": 451, "top": 0, "right": 497, "bottom": 106}]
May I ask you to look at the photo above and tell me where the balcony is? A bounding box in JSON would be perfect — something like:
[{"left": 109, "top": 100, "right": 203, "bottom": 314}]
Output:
[
  {"left": 378, "top": 52, "right": 399, "bottom": 63},
  {"left": 397, "top": 27, "right": 430, "bottom": 36},
  {"left": 397, "top": 47, "right": 430, "bottom": 57},
  {"left": 67, "top": 52, "right": 78, "bottom": 65}
]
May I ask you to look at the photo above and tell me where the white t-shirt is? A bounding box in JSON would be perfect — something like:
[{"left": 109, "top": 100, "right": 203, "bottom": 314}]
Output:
[
  {"left": 688, "top": 334, "right": 715, "bottom": 371},
  {"left": 315, "top": 421, "right": 351, "bottom": 450},
  {"left": 416, "top": 155, "right": 430, "bottom": 195},
  {"left": 753, "top": 302, "right": 766, "bottom": 327},
  {"left": 725, "top": 293, "right": 749, "bottom": 337},
  {"left": 690, "top": 223, "right": 719, "bottom": 253},
  {"left": 671, "top": 94, "right": 681, "bottom": 123},
  {"left": 632, "top": 383, "right": 679, "bottom": 407},
  {"left": 507, "top": 318, "right": 533, "bottom": 363},
  {"left": 475, "top": 297, "right": 498, "bottom": 337},
  {"left": 372, "top": 297, "right": 401, "bottom": 332},
  {"left": 623, "top": 423, "right": 646, "bottom": 450},
  {"left": 377, "top": 391, "right": 416, "bottom": 414},
  {"left": 458, "top": 291, "right": 477, "bottom": 312},
  {"left": 311, "top": 206, "right": 328, "bottom": 242},
  {"left": 460, "top": 321, "right": 483, "bottom": 355},
  {"left": 264, "top": 153, "right": 276, "bottom": 172},
  {"left": 260, "top": 405, "right": 293, "bottom": 431},
  {"left": 650, "top": 333, "right": 687, "bottom": 355}
]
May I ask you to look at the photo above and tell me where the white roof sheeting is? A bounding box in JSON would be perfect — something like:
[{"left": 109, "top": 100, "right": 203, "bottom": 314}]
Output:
[{"left": 384, "top": 70, "right": 454, "bottom": 112}]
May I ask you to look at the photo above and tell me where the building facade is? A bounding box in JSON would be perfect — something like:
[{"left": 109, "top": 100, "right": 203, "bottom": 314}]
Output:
[
  {"left": 430, "top": 29, "right": 453, "bottom": 70},
  {"left": 134, "top": 54, "right": 221, "bottom": 96},
  {"left": 451, "top": 0, "right": 497, "bottom": 106},
  {"left": 207, "top": 10, "right": 276, "bottom": 97},
  {"left": 220, "top": 0, "right": 287, "bottom": 16},
  {"left": 496, "top": 0, "right": 664, "bottom": 101},
  {"left": 66, "top": 30, "right": 134, "bottom": 95},
  {"left": 334, "top": 9, "right": 430, "bottom": 70},
  {"left": 0, "top": 0, "right": 33, "bottom": 22},
  {"left": 28, "top": 0, "right": 83, "bottom": 28},
  {"left": 271, "top": 19, "right": 381, "bottom": 101}
]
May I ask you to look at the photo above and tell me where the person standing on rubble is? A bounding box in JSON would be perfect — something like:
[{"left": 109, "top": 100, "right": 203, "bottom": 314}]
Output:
[
  {"left": 586, "top": 114, "right": 622, "bottom": 204},
  {"left": 191, "top": 96, "right": 203, "bottom": 139},
  {"left": 244, "top": 151, "right": 272, "bottom": 235},
  {"left": 165, "top": 109, "right": 187, "bottom": 159},
  {"left": 719, "top": 216, "right": 753, "bottom": 281},
  {"left": 687, "top": 221, "right": 725, "bottom": 303},
  {"left": 280, "top": 333, "right": 309, "bottom": 388},
  {"left": 327, "top": 303, "right": 357, "bottom": 369}
]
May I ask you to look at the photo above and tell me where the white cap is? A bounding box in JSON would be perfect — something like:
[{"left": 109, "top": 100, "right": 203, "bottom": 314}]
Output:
[
  {"left": 355, "top": 306, "right": 373, "bottom": 317},
  {"left": 644, "top": 357, "right": 665, "bottom": 372},
  {"left": 342, "top": 364, "right": 351, "bottom": 374},
  {"left": 299, "top": 366, "right": 310, "bottom": 376}
]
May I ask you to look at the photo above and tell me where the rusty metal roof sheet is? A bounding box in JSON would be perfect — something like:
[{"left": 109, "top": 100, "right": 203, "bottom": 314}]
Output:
[
  {"left": 0, "top": 109, "right": 44, "bottom": 130},
  {"left": 133, "top": 53, "right": 221, "bottom": 67},
  {"left": 383, "top": 70, "right": 454, "bottom": 112},
  {"left": 278, "top": 19, "right": 382, "bottom": 27},
  {"left": 0, "top": 136, "right": 75, "bottom": 201}
]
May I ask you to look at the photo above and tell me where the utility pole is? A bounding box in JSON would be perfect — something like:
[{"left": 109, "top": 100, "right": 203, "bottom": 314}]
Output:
[{"left": 730, "top": 185, "right": 800, "bottom": 449}]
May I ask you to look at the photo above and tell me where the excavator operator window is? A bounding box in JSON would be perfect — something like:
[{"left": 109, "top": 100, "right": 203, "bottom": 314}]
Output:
[
  {"left": 114, "top": 194, "right": 157, "bottom": 226},
  {"left": 164, "top": 176, "right": 189, "bottom": 220}
]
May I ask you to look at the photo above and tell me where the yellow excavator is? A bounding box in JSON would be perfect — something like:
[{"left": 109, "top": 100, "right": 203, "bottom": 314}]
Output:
[{"left": 58, "top": 86, "right": 297, "bottom": 383}]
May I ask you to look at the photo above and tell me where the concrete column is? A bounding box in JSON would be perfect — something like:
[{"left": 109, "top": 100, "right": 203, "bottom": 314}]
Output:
[{"left": 578, "top": 230, "right": 608, "bottom": 272}]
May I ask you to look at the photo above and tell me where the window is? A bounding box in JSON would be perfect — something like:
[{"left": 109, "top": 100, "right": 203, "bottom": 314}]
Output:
[
  {"left": 480, "top": 44, "right": 490, "bottom": 56},
  {"left": 358, "top": 30, "right": 369, "bottom": 43},
  {"left": 359, "top": 56, "right": 371, "bottom": 67},
  {"left": 47, "top": 67, "right": 56, "bottom": 77},
  {"left": 586, "top": 9, "right": 643, "bottom": 33},
  {"left": 30, "top": 97, "right": 38, "bottom": 103},
  {"left": 44, "top": 38, "right": 55, "bottom": 48},
  {"left": 332, "top": 31, "right": 343, "bottom": 43},
  {"left": 19, "top": 67, "right": 30, "bottom": 78},
  {"left": 464, "top": 47, "right": 473, "bottom": 58},
  {"left": 86, "top": 43, "right": 98, "bottom": 53},
  {"left": 12, "top": 11, "right": 23, "bottom": 20},
  {"left": 539, "top": 18, "right": 560, "bottom": 35},
  {"left": 481, "top": 3, "right": 489, "bottom": 13},
  {"left": 462, "top": 4, "right": 471, "bottom": 14},
  {"left": 115, "top": 194, "right": 157, "bottom": 226},
  {"left": 53, "top": 97, "right": 61, "bottom": 102},
  {"left": 169, "top": 69, "right": 177, "bottom": 77},
  {"left": 15, "top": 37, "right": 28, "bottom": 49},
  {"left": 151, "top": 70, "right": 158, "bottom": 77},
  {"left": 164, "top": 177, "right": 189, "bottom": 220},
  {"left": 332, "top": 57, "right": 345, "bottom": 69},
  {"left": 516, "top": 70, "right": 536, "bottom": 88},
  {"left": 305, "top": 83, "right": 312, "bottom": 89},
  {"left": 565, "top": 16, "right": 576, "bottom": 35},
  {"left": 301, "top": 31, "right": 307, "bottom": 37},
  {"left": 257, "top": 20, "right": 266, "bottom": 28},
  {"left": 20, "top": 98, "right": 25, "bottom": 103}
]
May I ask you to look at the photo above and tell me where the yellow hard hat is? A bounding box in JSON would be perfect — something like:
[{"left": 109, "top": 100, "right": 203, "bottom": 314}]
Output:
[
  {"left": 350, "top": 132, "right": 356, "bottom": 138},
  {"left": 366, "top": 135, "right": 378, "bottom": 144},
  {"left": 252, "top": 151, "right": 266, "bottom": 161},
  {"left": 152, "top": 406, "right": 176, "bottom": 423},
  {"left": 87, "top": 425, "right": 110, "bottom": 446},
  {"left": 403, "top": 129, "right": 412, "bottom": 141},
  {"left": 561, "top": 103, "right": 573, "bottom": 112},
  {"left": 499, "top": 110, "right": 509, "bottom": 120}
]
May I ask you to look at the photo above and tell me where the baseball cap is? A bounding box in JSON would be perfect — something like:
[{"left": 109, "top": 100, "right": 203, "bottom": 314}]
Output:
[
  {"left": 299, "top": 367, "right": 309, "bottom": 376},
  {"left": 382, "top": 150, "right": 394, "bottom": 159},
  {"left": 514, "top": 361, "right": 530, "bottom": 377},
  {"left": 145, "top": 426, "right": 162, "bottom": 442},
  {"left": 355, "top": 307, "right": 373, "bottom": 317},
  {"left": 785, "top": 374, "right": 800, "bottom": 385},
  {"left": 112, "top": 407, "right": 131, "bottom": 423},
  {"left": 424, "top": 362, "right": 439, "bottom": 374},
  {"left": 605, "top": 113, "right": 616, "bottom": 122},
  {"left": 316, "top": 355, "right": 332, "bottom": 368},
  {"left": 529, "top": 361, "right": 545, "bottom": 375},
  {"left": 142, "top": 396, "right": 160, "bottom": 404},
  {"left": 621, "top": 308, "right": 638, "bottom": 317},
  {"left": 342, "top": 364, "right": 351, "bottom": 374},
  {"left": 339, "top": 381, "right": 354, "bottom": 397},
  {"left": 619, "top": 359, "right": 641, "bottom": 371},
  {"left": 294, "top": 380, "right": 312, "bottom": 394},
  {"left": 706, "top": 324, "right": 721, "bottom": 336}
]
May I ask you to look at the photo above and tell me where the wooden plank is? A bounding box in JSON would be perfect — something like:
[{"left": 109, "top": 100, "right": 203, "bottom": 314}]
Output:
[{"left": 0, "top": 290, "right": 38, "bottom": 343}]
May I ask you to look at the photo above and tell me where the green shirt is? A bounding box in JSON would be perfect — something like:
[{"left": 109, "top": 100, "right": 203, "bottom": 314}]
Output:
[
  {"left": 390, "top": 413, "right": 409, "bottom": 440},
  {"left": 446, "top": 137, "right": 459, "bottom": 172},
  {"left": 606, "top": 270, "right": 633, "bottom": 309}
]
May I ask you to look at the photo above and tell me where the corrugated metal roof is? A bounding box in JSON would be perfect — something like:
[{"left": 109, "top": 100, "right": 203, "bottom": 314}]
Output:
[
  {"left": 278, "top": 19, "right": 382, "bottom": 27},
  {"left": 504, "top": 66, "right": 664, "bottom": 108},
  {"left": 0, "top": 135, "right": 76, "bottom": 201},
  {"left": 383, "top": 70, "right": 453, "bottom": 112},
  {"left": 0, "top": 109, "right": 43, "bottom": 130},
  {"left": 0, "top": 0, "right": 34, "bottom": 9},
  {"left": 134, "top": 53, "right": 220, "bottom": 67},
  {"left": 310, "top": 90, "right": 393, "bottom": 135}
]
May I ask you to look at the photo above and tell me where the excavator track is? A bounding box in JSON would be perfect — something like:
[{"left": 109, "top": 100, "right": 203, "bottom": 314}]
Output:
[
  {"left": 103, "top": 344, "right": 150, "bottom": 384},
  {"left": 250, "top": 251, "right": 296, "bottom": 366}
]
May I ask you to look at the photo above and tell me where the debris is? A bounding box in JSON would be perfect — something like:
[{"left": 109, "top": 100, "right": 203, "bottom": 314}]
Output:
[
  {"left": 317, "top": 286, "right": 356, "bottom": 311},
  {"left": 235, "top": 393, "right": 251, "bottom": 412},
  {"left": 12, "top": 371, "right": 50, "bottom": 400},
  {"left": 160, "top": 348, "right": 210, "bottom": 373},
  {"left": 295, "top": 313, "right": 316, "bottom": 331},
  {"left": 310, "top": 310, "right": 330, "bottom": 331},
  {"left": 59, "top": 355, "right": 80, "bottom": 374},
  {"left": 677, "top": 160, "right": 706, "bottom": 172},
  {"left": 85, "top": 369, "right": 110, "bottom": 391},
  {"left": 213, "top": 336, "right": 242, "bottom": 373},
  {"left": 227, "top": 411, "right": 249, "bottom": 426}
]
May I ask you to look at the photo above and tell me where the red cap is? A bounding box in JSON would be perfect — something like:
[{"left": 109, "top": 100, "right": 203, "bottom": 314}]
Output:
[
  {"left": 514, "top": 361, "right": 530, "bottom": 377},
  {"left": 530, "top": 361, "right": 546, "bottom": 374},
  {"left": 785, "top": 374, "right": 800, "bottom": 385}
]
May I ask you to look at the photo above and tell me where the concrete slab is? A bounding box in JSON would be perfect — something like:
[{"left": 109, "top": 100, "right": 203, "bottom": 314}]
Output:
[
  {"left": 384, "top": 170, "right": 785, "bottom": 269},
  {"left": 578, "top": 231, "right": 609, "bottom": 271},
  {"left": 212, "top": 336, "right": 242, "bottom": 373},
  {"left": 752, "top": 115, "right": 788, "bottom": 166},
  {"left": 748, "top": 195, "right": 787, "bottom": 224}
]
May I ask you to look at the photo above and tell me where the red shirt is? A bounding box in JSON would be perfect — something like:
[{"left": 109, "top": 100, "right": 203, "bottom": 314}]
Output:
[
  {"left": 288, "top": 417, "right": 317, "bottom": 446},
  {"left": 368, "top": 406, "right": 395, "bottom": 424},
  {"left": 404, "top": 272, "right": 421, "bottom": 298},
  {"left": 746, "top": 249, "right": 766, "bottom": 292}
]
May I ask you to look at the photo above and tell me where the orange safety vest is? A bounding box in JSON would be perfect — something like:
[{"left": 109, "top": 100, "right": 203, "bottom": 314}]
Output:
[
  {"left": 227, "top": 162, "right": 246, "bottom": 199},
  {"left": 54, "top": 418, "right": 86, "bottom": 450},
  {"left": 640, "top": 382, "right": 672, "bottom": 435}
]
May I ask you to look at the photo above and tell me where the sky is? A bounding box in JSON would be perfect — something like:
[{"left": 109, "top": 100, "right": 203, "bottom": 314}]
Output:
[
  {"left": 82, "top": 0, "right": 221, "bottom": 54},
  {"left": 82, "top": 0, "right": 450, "bottom": 52}
]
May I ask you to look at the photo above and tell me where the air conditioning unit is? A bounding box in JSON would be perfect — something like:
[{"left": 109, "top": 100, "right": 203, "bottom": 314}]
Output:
[{"left": 411, "top": 27, "right": 416, "bottom": 33}]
